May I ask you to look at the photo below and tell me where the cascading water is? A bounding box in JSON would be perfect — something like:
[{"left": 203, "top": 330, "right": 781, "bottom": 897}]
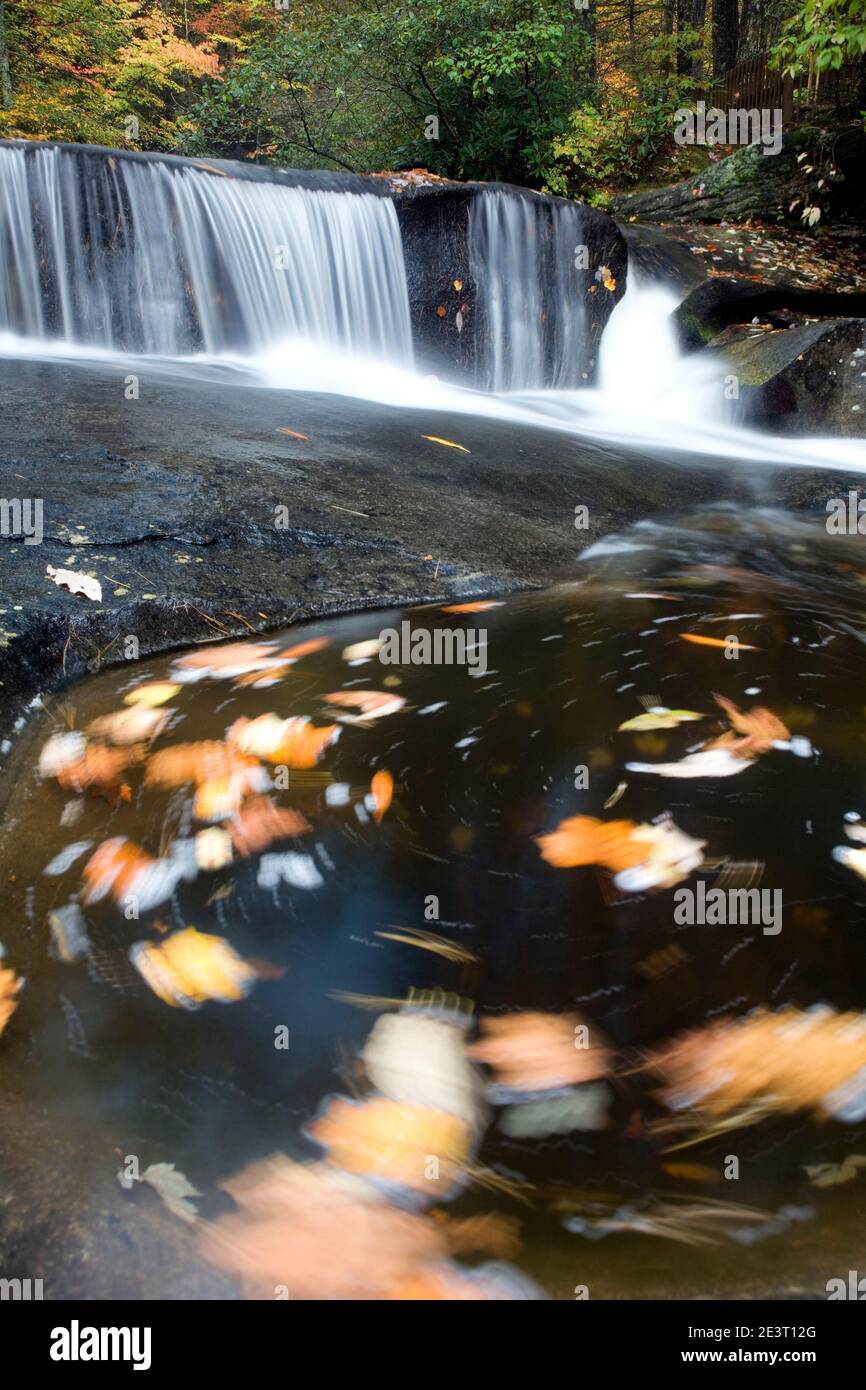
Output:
[
  {"left": 0, "top": 144, "right": 412, "bottom": 360},
  {"left": 469, "top": 189, "right": 588, "bottom": 391}
]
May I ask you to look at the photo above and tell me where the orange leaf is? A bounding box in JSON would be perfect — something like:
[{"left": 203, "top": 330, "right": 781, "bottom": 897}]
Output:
[
  {"left": 370, "top": 770, "right": 394, "bottom": 824},
  {"left": 681, "top": 634, "right": 759, "bottom": 651},
  {"left": 440, "top": 600, "right": 502, "bottom": 613},
  {"left": 535, "top": 814, "right": 646, "bottom": 872},
  {"left": 277, "top": 637, "right": 331, "bottom": 661}
]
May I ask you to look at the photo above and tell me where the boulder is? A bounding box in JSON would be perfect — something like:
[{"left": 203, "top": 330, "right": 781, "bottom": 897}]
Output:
[
  {"left": 674, "top": 277, "right": 866, "bottom": 351},
  {"left": 705, "top": 318, "right": 866, "bottom": 433},
  {"left": 613, "top": 121, "right": 866, "bottom": 227}
]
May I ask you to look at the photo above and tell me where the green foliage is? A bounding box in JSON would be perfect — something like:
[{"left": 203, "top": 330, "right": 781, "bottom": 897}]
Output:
[
  {"left": 180, "top": 0, "right": 593, "bottom": 185},
  {"left": 772, "top": 0, "right": 866, "bottom": 75},
  {"left": 548, "top": 41, "right": 699, "bottom": 202}
]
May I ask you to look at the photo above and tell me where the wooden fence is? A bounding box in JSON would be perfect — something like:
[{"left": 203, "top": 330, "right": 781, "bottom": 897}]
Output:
[{"left": 706, "top": 52, "right": 861, "bottom": 122}]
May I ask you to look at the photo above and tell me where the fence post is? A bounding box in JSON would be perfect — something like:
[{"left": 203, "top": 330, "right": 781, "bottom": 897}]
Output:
[{"left": 782, "top": 73, "right": 794, "bottom": 124}]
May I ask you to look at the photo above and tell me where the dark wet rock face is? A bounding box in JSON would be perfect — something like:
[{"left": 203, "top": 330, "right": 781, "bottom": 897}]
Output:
[
  {"left": 672, "top": 279, "right": 866, "bottom": 435},
  {"left": 715, "top": 320, "right": 866, "bottom": 434},
  {"left": 392, "top": 179, "right": 626, "bottom": 383},
  {"left": 674, "top": 279, "right": 866, "bottom": 353},
  {"left": 0, "top": 356, "right": 860, "bottom": 784},
  {"left": 618, "top": 223, "right": 708, "bottom": 295}
]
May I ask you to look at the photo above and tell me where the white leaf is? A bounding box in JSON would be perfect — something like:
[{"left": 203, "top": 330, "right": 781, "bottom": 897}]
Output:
[{"left": 46, "top": 566, "right": 102, "bottom": 603}]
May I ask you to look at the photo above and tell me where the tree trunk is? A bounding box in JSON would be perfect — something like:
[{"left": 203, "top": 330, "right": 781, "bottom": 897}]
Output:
[
  {"left": 0, "top": 0, "right": 12, "bottom": 111},
  {"left": 691, "top": 0, "right": 708, "bottom": 81},
  {"left": 677, "top": 0, "right": 689, "bottom": 77},
  {"left": 712, "top": 0, "right": 739, "bottom": 78}
]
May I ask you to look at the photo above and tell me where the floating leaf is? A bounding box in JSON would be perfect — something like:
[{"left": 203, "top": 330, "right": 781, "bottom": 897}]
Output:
[
  {"left": 228, "top": 714, "right": 339, "bottom": 767},
  {"left": 123, "top": 682, "right": 181, "bottom": 708},
  {"left": 440, "top": 601, "right": 503, "bottom": 614},
  {"left": 680, "top": 634, "right": 759, "bottom": 652},
  {"left": 370, "top": 769, "right": 394, "bottom": 823},
  {"left": 618, "top": 709, "right": 704, "bottom": 732},
  {"left": 0, "top": 965, "right": 22, "bottom": 1037},
  {"left": 130, "top": 927, "right": 257, "bottom": 1010},
  {"left": 88, "top": 706, "right": 172, "bottom": 746}
]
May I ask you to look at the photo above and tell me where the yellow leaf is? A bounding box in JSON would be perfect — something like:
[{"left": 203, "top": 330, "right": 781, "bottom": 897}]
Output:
[{"left": 422, "top": 436, "right": 470, "bottom": 454}]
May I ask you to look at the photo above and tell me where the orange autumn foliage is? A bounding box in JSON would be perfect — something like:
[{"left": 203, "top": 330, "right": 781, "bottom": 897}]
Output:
[
  {"left": 229, "top": 796, "right": 311, "bottom": 855},
  {"left": 145, "top": 741, "right": 261, "bottom": 789},
  {"left": 56, "top": 743, "right": 144, "bottom": 793}
]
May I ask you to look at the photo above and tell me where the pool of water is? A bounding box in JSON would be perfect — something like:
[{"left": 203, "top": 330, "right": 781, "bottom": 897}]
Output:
[{"left": 3, "top": 506, "right": 866, "bottom": 1298}]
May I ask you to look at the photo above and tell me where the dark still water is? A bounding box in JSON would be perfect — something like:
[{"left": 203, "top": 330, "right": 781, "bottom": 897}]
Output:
[{"left": 3, "top": 505, "right": 866, "bottom": 1299}]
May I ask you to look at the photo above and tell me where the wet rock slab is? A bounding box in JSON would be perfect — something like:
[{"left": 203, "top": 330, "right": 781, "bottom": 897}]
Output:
[{"left": 0, "top": 354, "right": 862, "bottom": 752}]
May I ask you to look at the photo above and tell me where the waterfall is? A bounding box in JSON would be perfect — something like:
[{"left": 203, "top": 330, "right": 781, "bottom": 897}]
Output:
[
  {"left": 469, "top": 190, "right": 588, "bottom": 391},
  {"left": 0, "top": 145, "right": 412, "bottom": 360}
]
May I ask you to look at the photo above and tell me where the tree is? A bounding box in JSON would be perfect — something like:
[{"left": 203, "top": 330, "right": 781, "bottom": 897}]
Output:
[
  {"left": 181, "top": 0, "right": 594, "bottom": 186},
  {"left": 0, "top": 0, "right": 12, "bottom": 109},
  {"left": 713, "top": 0, "right": 740, "bottom": 74}
]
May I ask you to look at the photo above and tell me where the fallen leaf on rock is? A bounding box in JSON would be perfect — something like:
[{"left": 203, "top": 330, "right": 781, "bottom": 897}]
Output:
[
  {"left": 46, "top": 566, "right": 102, "bottom": 603},
  {"left": 140, "top": 1162, "right": 201, "bottom": 1223},
  {"left": 422, "top": 435, "right": 470, "bottom": 454}
]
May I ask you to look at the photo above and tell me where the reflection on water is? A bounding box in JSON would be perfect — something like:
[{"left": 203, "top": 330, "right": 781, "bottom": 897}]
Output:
[{"left": 4, "top": 507, "right": 866, "bottom": 1298}]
